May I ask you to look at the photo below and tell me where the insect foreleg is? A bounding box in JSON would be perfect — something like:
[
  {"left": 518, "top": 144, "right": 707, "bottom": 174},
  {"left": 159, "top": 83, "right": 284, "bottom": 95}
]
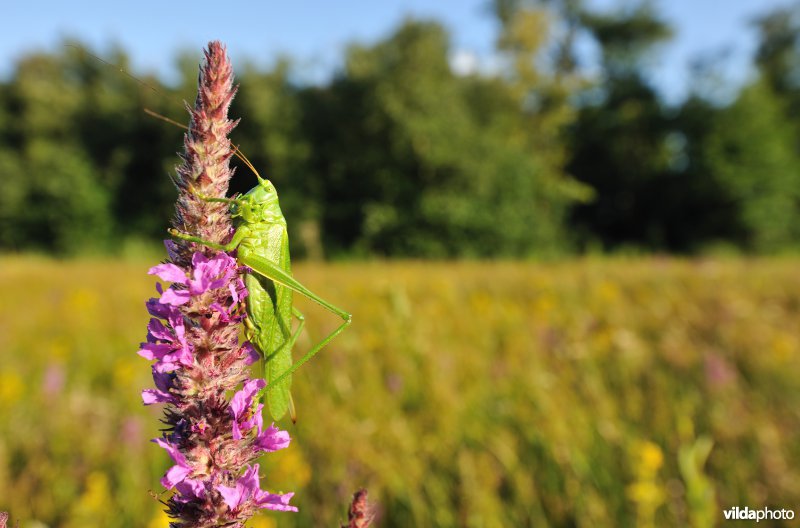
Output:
[
  {"left": 167, "top": 225, "right": 249, "bottom": 252},
  {"left": 187, "top": 190, "right": 245, "bottom": 206}
]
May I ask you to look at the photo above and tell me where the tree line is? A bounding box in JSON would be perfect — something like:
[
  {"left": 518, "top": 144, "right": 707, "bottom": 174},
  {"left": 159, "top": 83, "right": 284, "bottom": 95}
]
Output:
[{"left": 2, "top": 0, "right": 800, "bottom": 258}]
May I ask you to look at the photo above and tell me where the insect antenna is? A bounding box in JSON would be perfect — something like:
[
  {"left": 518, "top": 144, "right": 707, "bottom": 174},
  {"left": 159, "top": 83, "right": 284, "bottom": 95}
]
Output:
[
  {"left": 65, "top": 44, "right": 162, "bottom": 96},
  {"left": 71, "top": 45, "right": 268, "bottom": 186},
  {"left": 144, "top": 108, "right": 263, "bottom": 183},
  {"left": 230, "top": 140, "right": 266, "bottom": 184},
  {"left": 143, "top": 107, "right": 188, "bottom": 130}
]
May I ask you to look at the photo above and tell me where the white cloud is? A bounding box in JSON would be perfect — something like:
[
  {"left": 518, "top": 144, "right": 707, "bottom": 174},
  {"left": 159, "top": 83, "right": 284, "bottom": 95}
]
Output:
[{"left": 449, "top": 49, "right": 479, "bottom": 76}]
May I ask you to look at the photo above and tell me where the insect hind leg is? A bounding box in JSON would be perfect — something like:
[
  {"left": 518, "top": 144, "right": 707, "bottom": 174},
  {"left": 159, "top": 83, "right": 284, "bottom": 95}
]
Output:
[{"left": 263, "top": 313, "right": 351, "bottom": 393}]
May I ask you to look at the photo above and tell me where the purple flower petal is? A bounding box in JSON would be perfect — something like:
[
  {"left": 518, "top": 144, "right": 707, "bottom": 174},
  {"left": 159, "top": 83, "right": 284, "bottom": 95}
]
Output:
[
  {"left": 239, "top": 464, "right": 260, "bottom": 487},
  {"left": 190, "top": 251, "right": 210, "bottom": 269},
  {"left": 166, "top": 309, "right": 186, "bottom": 337},
  {"left": 230, "top": 379, "right": 265, "bottom": 418},
  {"left": 138, "top": 338, "right": 193, "bottom": 372},
  {"left": 255, "top": 490, "right": 298, "bottom": 512},
  {"left": 189, "top": 253, "right": 213, "bottom": 291},
  {"left": 160, "top": 288, "right": 191, "bottom": 306},
  {"left": 217, "top": 481, "right": 245, "bottom": 510},
  {"left": 146, "top": 297, "right": 172, "bottom": 318},
  {"left": 149, "top": 263, "right": 188, "bottom": 284},
  {"left": 164, "top": 239, "right": 180, "bottom": 262},
  {"left": 217, "top": 484, "right": 244, "bottom": 510},
  {"left": 153, "top": 438, "right": 192, "bottom": 489},
  {"left": 210, "top": 266, "right": 237, "bottom": 292},
  {"left": 140, "top": 309, "right": 194, "bottom": 372},
  {"left": 242, "top": 342, "right": 260, "bottom": 365},
  {"left": 142, "top": 369, "right": 176, "bottom": 405},
  {"left": 231, "top": 424, "right": 243, "bottom": 441},
  {"left": 147, "top": 255, "right": 241, "bottom": 305},
  {"left": 217, "top": 465, "right": 259, "bottom": 510},
  {"left": 137, "top": 342, "right": 173, "bottom": 361},
  {"left": 153, "top": 347, "right": 193, "bottom": 373},
  {"left": 230, "top": 379, "right": 266, "bottom": 439},
  {"left": 231, "top": 402, "right": 263, "bottom": 440},
  {"left": 142, "top": 388, "right": 174, "bottom": 405},
  {"left": 153, "top": 438, "right": 186, "bottom": 464},
  {"left": 194, "top": 254, "right": 224, "bottom": 289},
  {"left": 175, "top": 478, "right": 206, "bottom": 502},
  {"left": 146, "top": 318, "right": 172, "bottom": 342},
  {"left": 186, "top": 252, "right": 238, "bottom": 295},
  {"left": 249, "top": 404, "right": 264, "bottom": 434},
  {"left": 162, "top": 463, "right": 192, "bottom": 489},
  {"left": 152, "top": 369, "right": 174, "bottom": 393},
  {"left": 209, "top": 301, "right": 242, "bottom": 323},
  {"left": 218, "top": 465, "right": 298, "bottom": 513},
  {"left": 230, "top": 276, "right": 247, "bottom": 303},
  {"left": 255, "top": 423, "right": 291, "bottom": 452},
  {"left": 209, "top": 302, "right": 229, "bottom": 320}
]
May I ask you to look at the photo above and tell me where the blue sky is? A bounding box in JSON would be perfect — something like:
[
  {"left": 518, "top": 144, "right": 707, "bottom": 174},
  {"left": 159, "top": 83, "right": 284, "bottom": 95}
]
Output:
[{"left": 3, "top": 0, "right": 797, "bottom": 102}]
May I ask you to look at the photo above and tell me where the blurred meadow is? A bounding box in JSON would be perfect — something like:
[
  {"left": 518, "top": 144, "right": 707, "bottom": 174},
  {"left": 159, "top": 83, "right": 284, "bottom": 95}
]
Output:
[
  {"left": 4, "top": 0, "right": 800, "bottom": 526},
  {"left": 2, "top": 256, "right": 800, "bottom": 526}
]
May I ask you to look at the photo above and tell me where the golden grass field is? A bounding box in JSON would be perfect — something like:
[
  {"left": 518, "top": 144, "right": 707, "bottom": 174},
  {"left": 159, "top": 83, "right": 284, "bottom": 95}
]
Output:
[{"left": 1, "top": 255, "right": 799, "bottom": 527}]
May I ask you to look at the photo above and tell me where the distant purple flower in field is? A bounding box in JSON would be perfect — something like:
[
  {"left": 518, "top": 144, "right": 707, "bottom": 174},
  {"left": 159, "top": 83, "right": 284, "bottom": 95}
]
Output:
[
  {"left": 41, "top": 362, "right": 64, "bottom": 397},
  {"left": 137, "top": 41, "right": 295, "bottom": 527},
  {"left": 704, "top": 351, "right": 738, "bottom": 389},
  {"left": 120, "top": 416, "right": 143, "bottom": 450}
]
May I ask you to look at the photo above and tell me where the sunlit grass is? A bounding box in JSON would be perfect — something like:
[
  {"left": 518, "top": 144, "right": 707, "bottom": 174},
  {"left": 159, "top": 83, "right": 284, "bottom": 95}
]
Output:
[{"left": 1, "top": 256, "right": 799, "bottom": 527}]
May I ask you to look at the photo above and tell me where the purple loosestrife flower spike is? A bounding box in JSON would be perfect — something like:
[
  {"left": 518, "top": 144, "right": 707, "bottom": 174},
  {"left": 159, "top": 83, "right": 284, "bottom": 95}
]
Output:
[
  {"left": 342, "top": 489, "right": 377, "bottom": 528},
  {"left": 138, "top": 41, "right": 295, "bottom": 527}
]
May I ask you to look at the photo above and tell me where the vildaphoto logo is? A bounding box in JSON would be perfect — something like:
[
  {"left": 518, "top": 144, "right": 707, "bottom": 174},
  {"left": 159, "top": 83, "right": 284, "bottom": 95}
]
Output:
[{"left": 723, "top": 506, "right": 795, "bottom": 522}]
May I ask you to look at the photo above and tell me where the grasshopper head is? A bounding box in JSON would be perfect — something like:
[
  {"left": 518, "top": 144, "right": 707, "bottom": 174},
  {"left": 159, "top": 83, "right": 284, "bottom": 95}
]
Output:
[{"left": 234, "top": 178, "right": 284, "bottom": 224}]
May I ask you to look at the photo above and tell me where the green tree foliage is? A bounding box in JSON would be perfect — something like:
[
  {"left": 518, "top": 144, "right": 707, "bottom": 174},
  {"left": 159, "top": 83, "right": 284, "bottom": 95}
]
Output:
[
  {"left": 3, "top": 1, "right": 800, "bottom": 257},
  {"left": 0, "top": 141, "right": 109, "bottom": 253},
  {"left": 568, "top": 78, "right": 675, "bottom": 250},
  {"left": 0, "top": 24, "right": 585, "bottom": 258},
  {"left": 702, "top": 81, "right": 800, "bottom": 251},
  {"left": 492, "top": 1, "right": 594, "bottom": 210},
  {"left": 754, "top": 6, "right": 800, "bottom": 106},
  {"left": 580, "top": 3, "right": 673, "bottom": 76},
  {"left": 663, "top": 4, "right": 800, "bottom": 254},
  {"left": 0, "top": 50, "right": 111, "bottom": 253},
  {"left": 667, "top": 95, "right": 731, "bottom": 251},
  {"left": 302, "top": 20, "right": 583, "bottom": 257},
  {"left": 0, "top": 42, "right": 182, "bottom": 254},
  {"left": 567, "top": 3, "right": 677, "bottom": 250}
]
